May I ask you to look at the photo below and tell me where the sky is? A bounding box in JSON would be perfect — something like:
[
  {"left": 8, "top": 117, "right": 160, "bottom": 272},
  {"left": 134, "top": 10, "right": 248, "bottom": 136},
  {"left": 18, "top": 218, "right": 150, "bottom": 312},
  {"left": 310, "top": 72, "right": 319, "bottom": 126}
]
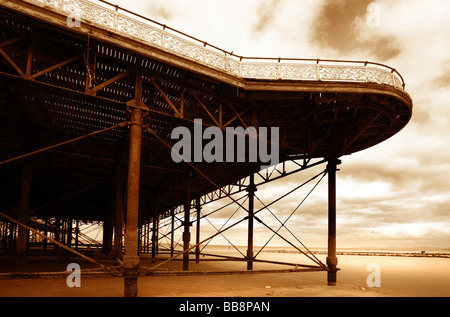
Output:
[{"left": 106, "top": 0, "right": 450, "bottom": 251}]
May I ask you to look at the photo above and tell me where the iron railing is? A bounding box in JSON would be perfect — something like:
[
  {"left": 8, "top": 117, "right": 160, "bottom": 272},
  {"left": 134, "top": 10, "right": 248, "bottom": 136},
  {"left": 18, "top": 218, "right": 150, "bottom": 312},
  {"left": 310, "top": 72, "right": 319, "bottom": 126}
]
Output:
[{"left": 21, "top": 0, "right": 406, "bottom": 89}]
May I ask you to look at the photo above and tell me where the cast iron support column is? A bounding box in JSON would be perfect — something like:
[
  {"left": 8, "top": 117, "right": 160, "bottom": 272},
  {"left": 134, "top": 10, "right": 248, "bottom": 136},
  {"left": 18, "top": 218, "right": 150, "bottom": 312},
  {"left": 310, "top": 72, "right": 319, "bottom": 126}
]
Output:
[
  {"left": 170, "top": 208, "right": 175, "bottom": 257},
  {"left": 113, "top": 169, "right": 124, "bottom": 258},
  {"left": 123, "top": 106, "right": 143, "bottom": 296},
  {"left": 155, "top": 216, "right": 159, "bottom": 255},
  {"left": 247, "top": 174, "right": 256, "bottom": 271},
  {"left": 123, "top": 74, "right": 144, "bottom": 297},
  {"left": 326, "top": 158, "right": 340, "bottom": 285},
  {"left": 195, "top": 196, "right": 201, "bottom": 263},
  {"left": 16, "top": 163, "right": 32, "bottom": 271},
  {"left": 55, "top": 209, "right": 61, "bottom": 254},
  {"left": 151, "top": 205, "right": 158, "bottom": 263},
  {"left": 183, "top": 172, "right": 192, "bottom": 271},
  {"left": 43, "top": 217, "right": 48, "bottom": 251},
  {"left": 67, "top": 219, "right": 72, "bottom": 249},
  {"left": 103, "top": 209, "right": 113, "bottom": 253},
  {"left": 74, "top": 219, "right": 79, "bottom": 251}
]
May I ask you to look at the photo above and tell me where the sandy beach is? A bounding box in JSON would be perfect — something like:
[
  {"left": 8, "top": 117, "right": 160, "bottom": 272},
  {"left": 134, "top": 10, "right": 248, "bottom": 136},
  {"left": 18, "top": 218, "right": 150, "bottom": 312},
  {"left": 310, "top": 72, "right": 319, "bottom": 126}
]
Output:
[{"left": 1, "top": 247, "right": 449, "bottom": 298}]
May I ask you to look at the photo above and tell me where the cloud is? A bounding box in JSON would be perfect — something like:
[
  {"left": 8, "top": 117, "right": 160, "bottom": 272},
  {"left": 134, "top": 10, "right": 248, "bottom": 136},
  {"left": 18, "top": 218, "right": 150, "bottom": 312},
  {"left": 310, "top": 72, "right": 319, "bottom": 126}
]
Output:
[
  {"left": 309, "top": 0, "right": 371, "bottom": 49},
  {"left": 432, "top": 60, "right": 450, "bottom": 89},
  {"left": 309, "top": 0, "right": 402, "bottom": 61},
  {"left": 374, "top": 0, "right": 450, "bottom": 89},
  {"left": 146, "top": 3, "right": 172, "bottom": 21},
  {"left": 252, "top": 0, "right": 284, "bottom": 34},
  {"left": 110, "top": 0, "right": 450, "bottom": 250}
]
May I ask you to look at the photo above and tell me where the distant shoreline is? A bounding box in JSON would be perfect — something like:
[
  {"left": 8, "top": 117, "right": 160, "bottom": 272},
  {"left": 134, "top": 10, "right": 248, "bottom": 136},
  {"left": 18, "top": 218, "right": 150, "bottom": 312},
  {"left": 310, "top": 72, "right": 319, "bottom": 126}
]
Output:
[
  {"left": 197, "top": 245, "right": 450, "bottom": 258},
  {"left": 265, "top": 249, "right": 450, "bottom": 258}
]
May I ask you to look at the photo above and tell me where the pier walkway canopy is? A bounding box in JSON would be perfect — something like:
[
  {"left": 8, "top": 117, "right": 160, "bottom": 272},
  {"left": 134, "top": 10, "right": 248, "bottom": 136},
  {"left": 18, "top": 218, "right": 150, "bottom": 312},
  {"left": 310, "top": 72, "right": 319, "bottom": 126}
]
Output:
[{"left": 0, "top": 0, "right": 412, "bottom": 296}]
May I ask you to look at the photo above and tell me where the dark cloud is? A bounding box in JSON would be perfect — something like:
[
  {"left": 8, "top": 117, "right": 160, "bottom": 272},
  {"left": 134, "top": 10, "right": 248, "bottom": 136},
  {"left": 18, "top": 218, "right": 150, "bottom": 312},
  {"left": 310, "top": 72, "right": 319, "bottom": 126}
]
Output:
[
  {"left": 428, "top": 200, "right": 450, "bottom": 221},
  {"left": 411, "top": 106, "right": 432, "bottom": 126},
  {"left": 310, "top": 0, "right": 370, "bottom": 50},
  {"left": 252, "top": 0, "right": 283, "bottom": 34},
  {"left": 433, "top": 73, "right": 450, "bottom": 89},
  {"left": 432, "top": 60, "right": 450, "bottom": 88},
  {"left": 348, "top": 163, "right": 444, "bottom": 197},
  {"left": 341, "top": 161, "right": 414, "bottom": 190},
  {"left": 146, "top": 3, "right": 172, "bottom": 21},
  {"left": 309, "top": 0, "right": 402, "bottom": 61},
  {"left": 363, "top": 34, "right": 402, "bottom": 61}
]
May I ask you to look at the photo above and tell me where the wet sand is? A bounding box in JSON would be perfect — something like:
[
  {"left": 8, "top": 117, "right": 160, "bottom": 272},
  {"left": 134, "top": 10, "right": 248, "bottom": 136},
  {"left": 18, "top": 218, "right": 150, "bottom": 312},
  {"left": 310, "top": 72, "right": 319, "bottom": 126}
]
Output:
[{"left": 1, "top": 249, "right": 449, "bottom": 297}]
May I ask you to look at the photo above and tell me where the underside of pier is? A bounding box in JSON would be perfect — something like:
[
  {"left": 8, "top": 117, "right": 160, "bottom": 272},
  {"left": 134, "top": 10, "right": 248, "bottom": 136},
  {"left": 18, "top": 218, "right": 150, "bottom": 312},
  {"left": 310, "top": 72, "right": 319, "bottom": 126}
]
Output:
[{"left": 0, "top": 0, "right": 412, "bottom": 297}]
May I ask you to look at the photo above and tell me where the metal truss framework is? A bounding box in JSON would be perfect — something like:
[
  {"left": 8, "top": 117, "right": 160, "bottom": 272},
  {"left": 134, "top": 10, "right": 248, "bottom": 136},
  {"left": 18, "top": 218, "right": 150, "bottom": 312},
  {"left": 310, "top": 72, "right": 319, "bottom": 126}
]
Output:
[
  {"left": 0, "top": 0, "right": 412, "bottom": 297},
  {"left": 144, "top": 161, "right": 331, "bottom": 273}
]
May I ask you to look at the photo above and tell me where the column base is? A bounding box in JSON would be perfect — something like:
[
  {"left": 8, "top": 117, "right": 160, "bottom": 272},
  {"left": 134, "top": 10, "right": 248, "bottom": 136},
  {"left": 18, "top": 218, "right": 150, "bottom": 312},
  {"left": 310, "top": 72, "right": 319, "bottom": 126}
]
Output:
[
  {"left": 182, "top": 231, "right": 190, "bottom": 271},
  {"left": 326, "top": 256, "right": 338, "bottom": 285},
  {"left": 247, "top": 250, "right": 254, "bottom": 271},
  {"left": 123, "top": 255, "right": 139, "bottom": 297},
  {"left": 327, "top": 269, "right": 337, "bottom": 286},
  {"left": 123, "top": 267, "right": 139, "bottom": 297}
]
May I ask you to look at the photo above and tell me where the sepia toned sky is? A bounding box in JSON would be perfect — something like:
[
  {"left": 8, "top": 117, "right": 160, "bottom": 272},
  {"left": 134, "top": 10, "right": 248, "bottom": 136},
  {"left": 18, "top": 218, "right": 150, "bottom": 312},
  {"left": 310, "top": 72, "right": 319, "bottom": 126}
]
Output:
[{"left": 110, "top": 0, "right": 450, "bottom": 250}]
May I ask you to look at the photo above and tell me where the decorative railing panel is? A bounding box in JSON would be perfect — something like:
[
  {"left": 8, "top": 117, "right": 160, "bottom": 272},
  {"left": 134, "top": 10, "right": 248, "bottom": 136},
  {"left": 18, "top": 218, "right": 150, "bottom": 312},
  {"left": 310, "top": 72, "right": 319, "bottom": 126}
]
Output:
[{"left": 21, "top": 0, "right": 406, "bottom": 89}]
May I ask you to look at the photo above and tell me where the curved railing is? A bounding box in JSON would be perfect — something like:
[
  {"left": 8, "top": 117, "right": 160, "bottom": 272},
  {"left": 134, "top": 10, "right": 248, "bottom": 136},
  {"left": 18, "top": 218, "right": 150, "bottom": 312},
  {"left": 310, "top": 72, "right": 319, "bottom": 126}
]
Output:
[{"left": 22, "top": 0, "right": 406, "bottom": 89}]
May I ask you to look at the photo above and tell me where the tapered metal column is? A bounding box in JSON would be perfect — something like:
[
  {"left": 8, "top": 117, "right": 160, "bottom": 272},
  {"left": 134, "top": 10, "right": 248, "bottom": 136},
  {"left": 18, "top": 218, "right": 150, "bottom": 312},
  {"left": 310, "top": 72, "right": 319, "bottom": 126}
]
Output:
[
  {"left": 102, "top": 209, "right": 113, "bottom": 253},
  {"left": 151, "top": 205, "right": 158, "bottom": 262},
  {"left": 195, "top": 196, "right": 201, "bottom": 263},
  {"left": 113, "top": 170, "right": 124, "bottom": 258},
  {"left": 43, "top": 217, "right": 48, "bottom": 251},
  {"left": 123, "top": 106, "right": 143, "bottom": 297},
  {"left": 54, "top": 211, "right": 60, "bottom": 254},
  {"left": 326, "top": 158, "right": 340, "bottom": 285},
  {"left": 67, "top": 219, "right": 72, "bottom": 249},
  {"left": 123, "top": 74, "right": 144, "bottom": 297},
  {"left": 16, "top": 163, "right": 32, "bottom": 271},
  {"left": 114, "top": 127, "right": 127, "bottom": 259},
  {"left": 170, "top": 207, "right": 175, "bottom": 257},
  {"left": 246, "top": 174, "right": 256, "bottom": 271},
  {"left": 74, "top": 219, "right": 79, "bottom": 251},
  {"left": 183, "top": 172, "right": 192, "bottom": 271}
]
